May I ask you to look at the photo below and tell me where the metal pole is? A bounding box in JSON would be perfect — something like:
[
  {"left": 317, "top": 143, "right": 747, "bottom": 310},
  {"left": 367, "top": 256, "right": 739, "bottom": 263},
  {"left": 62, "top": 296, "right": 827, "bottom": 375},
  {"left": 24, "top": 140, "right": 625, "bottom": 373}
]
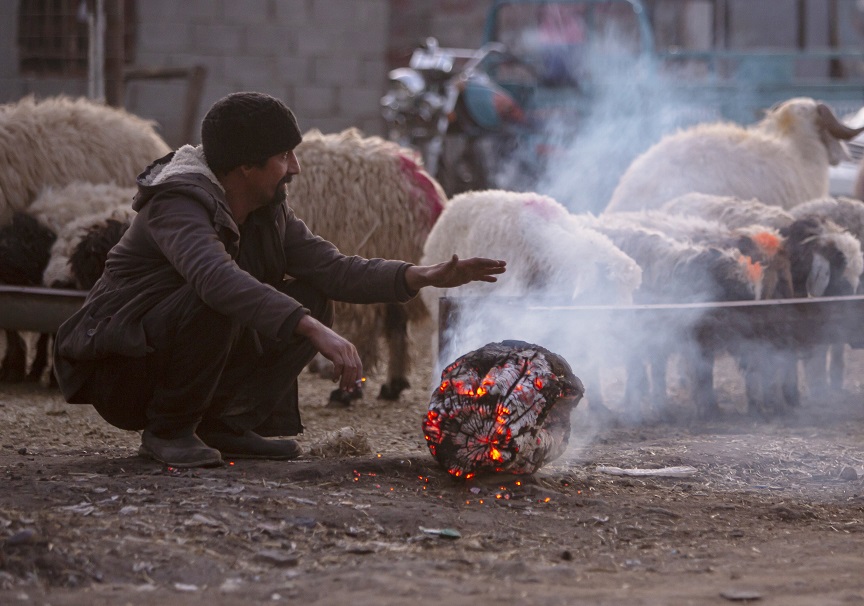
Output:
[{"left": 87, "top": 0, "right": 106, "bottom": 102}]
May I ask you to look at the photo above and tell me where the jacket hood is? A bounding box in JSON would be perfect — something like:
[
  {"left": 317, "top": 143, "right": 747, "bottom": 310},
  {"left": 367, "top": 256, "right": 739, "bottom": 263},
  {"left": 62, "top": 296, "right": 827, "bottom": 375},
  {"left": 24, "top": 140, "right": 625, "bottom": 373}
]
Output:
[{"left": 134, "top": 144, "right": 225, "bottom": 212}]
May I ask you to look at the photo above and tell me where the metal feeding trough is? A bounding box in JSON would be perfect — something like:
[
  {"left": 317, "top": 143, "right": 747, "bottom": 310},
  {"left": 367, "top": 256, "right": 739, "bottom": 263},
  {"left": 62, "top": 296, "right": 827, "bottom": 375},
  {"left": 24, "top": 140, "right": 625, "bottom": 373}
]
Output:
[{"left": 0, "top": 285, "right": 87, "bottom": 333}]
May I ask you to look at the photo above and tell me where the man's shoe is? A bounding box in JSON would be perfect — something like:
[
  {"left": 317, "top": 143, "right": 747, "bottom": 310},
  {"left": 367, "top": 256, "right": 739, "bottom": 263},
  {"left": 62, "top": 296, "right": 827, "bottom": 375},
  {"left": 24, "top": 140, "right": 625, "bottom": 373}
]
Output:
[
  {"left": 138, "top": 430, "right": 224, "bottom": 468},
  {"left": 197, "top": 428, "right": 302, "bottom": 460}
]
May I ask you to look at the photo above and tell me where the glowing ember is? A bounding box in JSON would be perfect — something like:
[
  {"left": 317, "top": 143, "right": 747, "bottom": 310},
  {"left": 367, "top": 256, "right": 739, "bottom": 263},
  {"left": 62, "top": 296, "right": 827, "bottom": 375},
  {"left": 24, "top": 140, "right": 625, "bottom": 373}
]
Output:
[{"left": 422, "top": 340, "right": 584, "bottom": 478}]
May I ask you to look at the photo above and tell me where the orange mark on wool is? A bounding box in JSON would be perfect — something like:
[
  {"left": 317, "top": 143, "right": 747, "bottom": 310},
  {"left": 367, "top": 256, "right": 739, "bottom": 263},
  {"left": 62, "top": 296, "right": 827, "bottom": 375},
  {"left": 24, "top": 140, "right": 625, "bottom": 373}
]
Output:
[
  {"left": 752, "top": 231, "right": 780, "bottom": 256},
  {"left": 739, "top": 255, "right": 764, "bottom": 284}
]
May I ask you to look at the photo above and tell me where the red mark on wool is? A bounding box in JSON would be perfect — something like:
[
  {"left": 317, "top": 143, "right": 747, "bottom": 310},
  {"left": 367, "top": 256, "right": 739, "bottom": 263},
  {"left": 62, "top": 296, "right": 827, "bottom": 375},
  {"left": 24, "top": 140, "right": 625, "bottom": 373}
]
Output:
[
  {"left": 521, "top": 197, "right": 562, "bottom": 220},
  {"left": 399, "top": 155, "right": 444, "bottom": 225}
]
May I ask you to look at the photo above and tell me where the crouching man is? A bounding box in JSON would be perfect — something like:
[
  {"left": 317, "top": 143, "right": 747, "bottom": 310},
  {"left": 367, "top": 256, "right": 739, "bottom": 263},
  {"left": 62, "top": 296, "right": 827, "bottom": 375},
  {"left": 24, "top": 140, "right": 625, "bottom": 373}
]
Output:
[{"left": 53, "top": 91, "right": 506, "bottom": 468}]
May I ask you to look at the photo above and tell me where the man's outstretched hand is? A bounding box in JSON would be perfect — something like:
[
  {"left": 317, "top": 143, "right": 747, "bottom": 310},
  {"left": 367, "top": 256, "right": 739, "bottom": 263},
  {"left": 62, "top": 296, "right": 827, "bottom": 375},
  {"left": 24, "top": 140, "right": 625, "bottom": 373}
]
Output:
[{"left": 405, "top": 255, "right": 507, "bottom": 291}]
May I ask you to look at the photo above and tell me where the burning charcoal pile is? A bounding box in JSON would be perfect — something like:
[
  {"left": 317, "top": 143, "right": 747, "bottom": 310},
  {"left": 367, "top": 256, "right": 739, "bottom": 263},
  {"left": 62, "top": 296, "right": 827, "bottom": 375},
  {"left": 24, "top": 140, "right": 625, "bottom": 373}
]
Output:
[{"left": 422, "top": 340, "right": 584, "bottom": 478}]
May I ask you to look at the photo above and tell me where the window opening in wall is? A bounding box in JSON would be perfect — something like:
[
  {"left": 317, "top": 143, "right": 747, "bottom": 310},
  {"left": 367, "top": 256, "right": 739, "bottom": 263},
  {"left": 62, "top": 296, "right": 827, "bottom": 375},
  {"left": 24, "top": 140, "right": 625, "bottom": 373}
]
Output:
[{"left": 17, "top": 0, "right": 137, "bottom": 77}]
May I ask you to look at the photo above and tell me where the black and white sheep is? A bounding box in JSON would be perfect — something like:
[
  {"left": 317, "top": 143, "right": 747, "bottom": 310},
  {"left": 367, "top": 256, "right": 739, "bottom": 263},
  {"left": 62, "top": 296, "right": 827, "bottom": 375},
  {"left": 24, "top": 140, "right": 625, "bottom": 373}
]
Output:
[
  {"left": 419, "top": 189, "right": 643, "bottom": 415},
  {"left": 586, "top": 210, "right": 802, "bottom": 417},
  {"left": 3, "top": 183, "right": 137, "bottom": 384},
  {"left": 781, "top": 213, "right": 864, "bottom": 396},
  {"left": 0, "top": 213, "right": 56, "bottom": 382},
  {"left": 573, "top": 213, "right": 767, "bottom": 419},
  {"left": 288, "top": 128, "right": 448, "bottom": 405},
  {"left": 28, "top": 182, "right": 138, "bottom": 288},
  {"left": 605, "top": 98, "right": 864, "bottom": 212},
  {"left": 0, "top": 96, "right": 168, "bottom": 382},
  {"left": 663, "top": 192, "right": 864, "bottom": 405}
]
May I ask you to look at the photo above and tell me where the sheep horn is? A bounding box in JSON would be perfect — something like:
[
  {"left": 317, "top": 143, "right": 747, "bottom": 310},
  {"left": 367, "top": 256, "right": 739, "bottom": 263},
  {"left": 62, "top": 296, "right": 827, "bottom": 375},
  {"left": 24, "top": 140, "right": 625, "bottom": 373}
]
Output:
[{"left": 817, "top": 103, "right": 864, "bottom": 140}]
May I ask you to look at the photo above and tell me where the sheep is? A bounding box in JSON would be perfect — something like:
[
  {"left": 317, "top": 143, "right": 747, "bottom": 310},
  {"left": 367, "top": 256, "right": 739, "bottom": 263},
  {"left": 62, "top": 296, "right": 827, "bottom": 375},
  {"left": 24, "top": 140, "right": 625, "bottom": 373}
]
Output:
[
  {"left": 28, "top": 182, "right": 138, "bottom": 288},
  {"left": 605, "top": 98, "right": 864, "bottom": 213},
  {"left": 790, "top": 196, "right": 864, "bottom": 257},
  {"left": 288, "top": 128, "right": 448, "bottom": 406},
  {"left": 419, "top": 189, "right": 643, "bottom": 416},
  {"left": 0, "top": 95, "right": 170, "bottom": 226},
  {"left": 0, "top": 212, "right": 56, "bottom": 382},
  {"left": 585, "top": 210, "right": 800, "bottom": 418},
  {"left": 781, "top": 214, "right": 864, "bottom": 397},
  {"left": 0, "top": 182, "right": 136, "bottom": 384},
  {"left": 661, "top": 192, "right": 795, "bottom": 231},
  {"left": 663, "top": 192, "right": 864, "bottom": 406},
  {"left": 0, "top": 96, "right": 168, "bottom": 382},
  {"left": 573, "top": 213, "right": 766, "bottom": 419}
]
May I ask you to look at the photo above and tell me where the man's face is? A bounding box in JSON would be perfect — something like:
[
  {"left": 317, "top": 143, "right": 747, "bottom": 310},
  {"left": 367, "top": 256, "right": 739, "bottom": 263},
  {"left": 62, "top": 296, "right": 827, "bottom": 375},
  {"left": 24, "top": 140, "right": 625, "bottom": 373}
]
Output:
[{"left": 250, "top": 150, "right": 301, "bottom": 208}]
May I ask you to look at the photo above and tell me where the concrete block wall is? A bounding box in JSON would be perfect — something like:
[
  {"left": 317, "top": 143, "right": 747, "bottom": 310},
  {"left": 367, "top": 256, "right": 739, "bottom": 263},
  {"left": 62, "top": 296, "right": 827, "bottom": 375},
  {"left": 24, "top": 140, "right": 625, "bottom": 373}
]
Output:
[
  {"left": 0, "top": 0, "right": 392, "bottom": 147},
  {"left": 129, "top": 0, "right": 391, "bottom": 146}
]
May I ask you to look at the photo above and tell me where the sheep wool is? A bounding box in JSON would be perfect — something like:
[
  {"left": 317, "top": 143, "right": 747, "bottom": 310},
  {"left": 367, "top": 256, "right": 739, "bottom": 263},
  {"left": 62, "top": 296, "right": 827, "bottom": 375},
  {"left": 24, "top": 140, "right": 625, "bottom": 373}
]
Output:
[
  {"left": 43, "top": 205, "right": 136, "bottom": 289},
  {"left": 25, "top": 181, "right": 137, "bottom": 288},
  {"left": 605, "top": 98, "right": 860, "bottom": 212},
  {"left": 791, "top": 196, "right": 864, "bottom": 248},
  {"left": 0, "top": 95, "right": 169, "bottom": 226},
  {"left": 661, "top": 192, "right": 795, "bottom": 230},
  {"left": 419, "top": 189, "right": 643, "bottom": 322},
  {"left": 288, "top": 128, "right": 447, "bottom": 379}
]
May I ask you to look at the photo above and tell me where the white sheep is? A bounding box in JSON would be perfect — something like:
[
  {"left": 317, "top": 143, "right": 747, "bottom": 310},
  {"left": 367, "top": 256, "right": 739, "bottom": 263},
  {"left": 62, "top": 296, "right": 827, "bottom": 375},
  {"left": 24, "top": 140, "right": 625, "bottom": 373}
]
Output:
[
  {"left": 419, "top": 189, "right": 643, "bottom": 414},
  {"left": 288, "top": 128, "right": 447, "bottom": 404},
  {"left": 0, "top": 95, "right": 169, "bottom": 226},
  {"left": 605, "top": 98, "right": 864, "bottom": 212}
]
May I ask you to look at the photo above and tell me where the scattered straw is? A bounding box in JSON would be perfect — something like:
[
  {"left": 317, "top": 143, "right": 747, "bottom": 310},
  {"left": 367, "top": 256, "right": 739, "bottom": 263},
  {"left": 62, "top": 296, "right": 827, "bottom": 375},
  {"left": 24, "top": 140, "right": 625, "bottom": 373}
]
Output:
[{"left": 307, "top": 426, "right": 371, "bottom": 458}]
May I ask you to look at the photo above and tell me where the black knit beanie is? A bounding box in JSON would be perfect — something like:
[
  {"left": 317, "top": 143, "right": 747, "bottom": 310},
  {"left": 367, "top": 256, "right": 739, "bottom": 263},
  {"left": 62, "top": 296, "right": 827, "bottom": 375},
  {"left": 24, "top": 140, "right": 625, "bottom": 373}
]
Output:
[{"left": 201, "top": 92, "right": 302, "bottom": 174}]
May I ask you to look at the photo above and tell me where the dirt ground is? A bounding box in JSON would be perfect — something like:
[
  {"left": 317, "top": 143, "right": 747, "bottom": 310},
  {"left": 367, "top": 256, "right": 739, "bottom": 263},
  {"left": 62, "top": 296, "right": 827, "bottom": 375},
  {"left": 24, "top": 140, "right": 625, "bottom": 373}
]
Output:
[{"left": 1, "top": 323, "right": 863, "bottom": 606}]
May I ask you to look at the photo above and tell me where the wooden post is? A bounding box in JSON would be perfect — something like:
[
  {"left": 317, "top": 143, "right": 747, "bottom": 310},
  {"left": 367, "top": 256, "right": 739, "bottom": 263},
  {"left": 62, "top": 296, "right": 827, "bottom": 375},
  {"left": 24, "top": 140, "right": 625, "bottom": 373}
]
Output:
[
  {"left": 829, "top": 0, "right": 843, "bottom": 78},
  {"left": 797, "top": 0, "right": 806, "bottom": 49},
  {"left": 105, "top": 0, "right": 125, "bottom": 107}
]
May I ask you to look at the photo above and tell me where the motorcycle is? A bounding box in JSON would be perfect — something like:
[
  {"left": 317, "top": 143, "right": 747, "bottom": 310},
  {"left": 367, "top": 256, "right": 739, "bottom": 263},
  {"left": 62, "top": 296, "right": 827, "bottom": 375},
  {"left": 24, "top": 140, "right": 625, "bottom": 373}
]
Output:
[{"left": 381, "top": 37, "right": 544, "bottom": 196}]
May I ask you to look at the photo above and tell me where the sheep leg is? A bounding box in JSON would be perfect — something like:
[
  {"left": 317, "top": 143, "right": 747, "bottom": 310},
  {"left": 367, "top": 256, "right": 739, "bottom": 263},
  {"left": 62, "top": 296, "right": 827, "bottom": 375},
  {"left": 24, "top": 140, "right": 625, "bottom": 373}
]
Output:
[
  {"left": 378, "top": 303, "right": 410, "bottom": 400},
  {"left": 779, "top": 351, "right": 801, "bottom": 409},
  {"left": 622, "top": 354, "right": 649, "bottom": 422},
  {"left": 801, "top": 345, "right": 828, "bottom": 398},
  {"left": 327, "top": 386, "right": 363, "bottom": 408},
  {"left": 648, "top": 350, "right": 669, "bottom": 413},
  {"left": 738, "top": 350, "right": 766, "bottom": 418},
  {"left": 828, "top": 342, "right": 845, "bottom": 392},
  {"left": 0, "top": 330, "right": 27, "bottom": 383},
  {"left": 26, "top": 333, "right": 51, "bottom": 383},
  {"left": 692, "top": 348, "right": 720, "bottom": 420}
]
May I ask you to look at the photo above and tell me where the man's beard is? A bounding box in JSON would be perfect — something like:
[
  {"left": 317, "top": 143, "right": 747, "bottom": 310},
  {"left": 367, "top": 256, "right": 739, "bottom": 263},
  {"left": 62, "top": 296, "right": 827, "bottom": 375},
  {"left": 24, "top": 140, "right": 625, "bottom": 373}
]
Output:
[{"left": 268, "top": 179, "right": 290, "bottom": 207}]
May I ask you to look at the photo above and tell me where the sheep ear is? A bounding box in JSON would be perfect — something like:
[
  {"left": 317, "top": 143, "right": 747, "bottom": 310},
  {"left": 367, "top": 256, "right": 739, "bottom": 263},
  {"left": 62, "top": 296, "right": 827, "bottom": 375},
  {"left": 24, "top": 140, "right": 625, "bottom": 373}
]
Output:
[
  {"left": 806, "top": 253, "right": 831, "bottom": 297},
  {"left": 823, "top": 137, "right": 849, "bottom": 166}
]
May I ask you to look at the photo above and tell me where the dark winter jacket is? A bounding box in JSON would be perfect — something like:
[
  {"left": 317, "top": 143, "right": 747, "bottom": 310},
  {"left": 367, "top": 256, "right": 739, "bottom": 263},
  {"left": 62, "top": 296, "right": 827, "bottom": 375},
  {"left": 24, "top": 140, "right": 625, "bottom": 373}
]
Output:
[{"left": 53, "top": 145, "right": 414, "bottom": 401}]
